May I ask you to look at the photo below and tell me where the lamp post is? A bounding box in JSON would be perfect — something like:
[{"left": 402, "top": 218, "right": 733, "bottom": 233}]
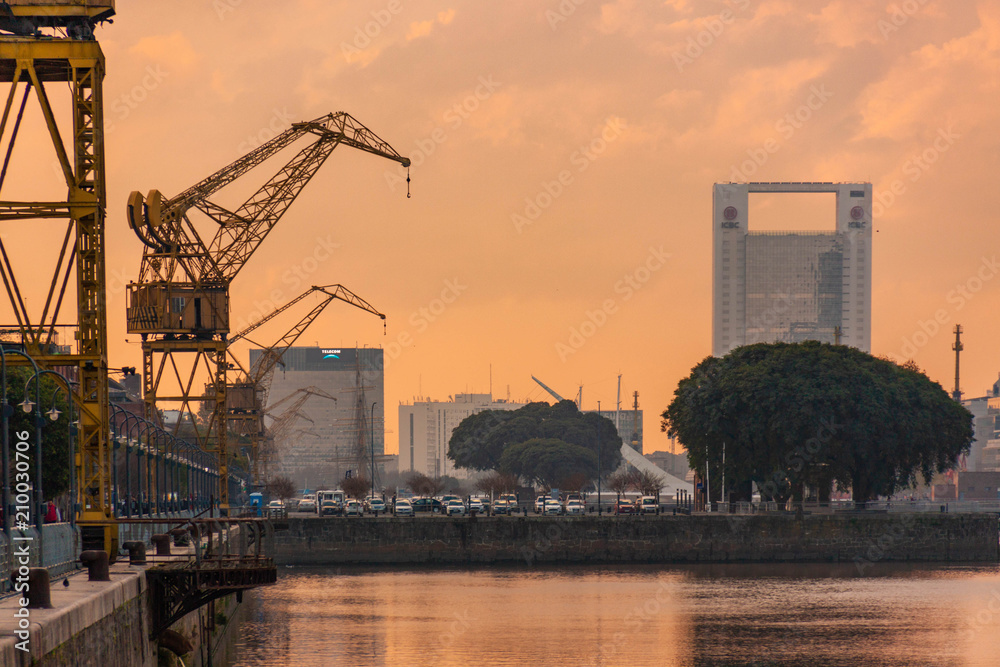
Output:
[
  {"left": 13, "top": 356, "right": 43, "bottom": 534},
  {"left": 370, "top": 401, "right": 377, "bottom": 501},
  {"left": 597, "top": 400, "right": 602, "bottom": 517}
]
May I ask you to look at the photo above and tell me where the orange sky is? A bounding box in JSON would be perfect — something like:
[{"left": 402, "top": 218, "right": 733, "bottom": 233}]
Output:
[{"left": 3, "top": 1, "right": 1000, "bottom": 455}]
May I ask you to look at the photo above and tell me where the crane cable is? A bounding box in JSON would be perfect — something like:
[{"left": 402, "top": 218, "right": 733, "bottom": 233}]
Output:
[{"left": 406, "top": 166, "right": 411, "bottom": 199}]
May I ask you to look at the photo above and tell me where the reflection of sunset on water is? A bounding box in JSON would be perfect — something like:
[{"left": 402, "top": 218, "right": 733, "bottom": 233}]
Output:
[{"left": 233, "top": 565, "right": 1000, "bottom": 666}]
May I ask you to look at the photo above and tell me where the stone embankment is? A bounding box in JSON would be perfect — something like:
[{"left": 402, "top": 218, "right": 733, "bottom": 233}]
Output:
[{"left": 273, "top": 513, "right": 999, "bottom": 566}]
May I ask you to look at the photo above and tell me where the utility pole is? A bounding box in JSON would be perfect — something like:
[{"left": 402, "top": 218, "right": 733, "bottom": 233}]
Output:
[
  {"left": 952, "top": 325, "right": 963, "bottom": 402},
  {"left": 597, "top": 400, "right": 602, "bottom": 516}
]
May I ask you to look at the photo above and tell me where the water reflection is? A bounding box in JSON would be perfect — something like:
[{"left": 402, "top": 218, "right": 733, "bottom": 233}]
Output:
[{"left": 232, "top": 564, "right": 1000, "bottom": 666}]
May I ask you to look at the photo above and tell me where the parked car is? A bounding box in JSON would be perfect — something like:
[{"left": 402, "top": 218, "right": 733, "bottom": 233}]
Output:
[
  {"left": 366, "top": 497, "right": 387, "bottom": 514},
  {"left": 320, "top": 499, "right": 339, "bottom": 516},
  {"left": 298, "top": 496, "right": 316, "bottom": 513},
  {"left": 500, "top": 493, "right": 519, "bottom": 513},
  {"left": 394, "top": 499, "right": 414, "bottom": 517},
  {"left": 635, "top": 496, "right": 659, "bottom": 515},
  {"left": 441, "top": 494, "right": 462, "bottom": 505},
  {"left": 268, "top": 499, "right": 284, "bottom": 509},
  {"left": 467, "top": 498, "right": 485, "bottom": 514},
  {"left": 344, "top": 499, "right": 363, "bottom": 517},
  {"left": 614, "top": 499, "right": 636, "bottom": 515},
  {"left": 542, "top": 499, "right": 563, "bottom": 516},
  {"left": 491, "top": 499, "right": 511, "bottom": 515},
  {"left": 411, "top": 497, "right": 443, "bottom": 514},
  {"left": 445, "top": 499, "right": 466, "bottom": 516},
  {"left": 564, "top": 499, "right": 585, "bottom": 516},
  {"left": 534, "top": 495, "right": 552, "bottom": 514}
]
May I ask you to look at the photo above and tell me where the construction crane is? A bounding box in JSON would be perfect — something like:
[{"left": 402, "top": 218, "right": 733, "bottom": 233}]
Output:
[
  {"left": 125, "top": 113, "right": 408, "bottom": 509},
  {"left": 225, "top": 286, "right": 384, "bottom": 485},
  {"left": 0, "top": 1, "right": 118, "bottom": 554},
  {"left": 261, "top": 386, "right": 338, "bottom": 479}
]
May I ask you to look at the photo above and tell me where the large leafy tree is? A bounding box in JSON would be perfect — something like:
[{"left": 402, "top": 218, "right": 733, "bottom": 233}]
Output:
[
  {"left": 661, "top": 342, "right": 973, "bottom": 504},
  {"left": 448, "top": 400, "right": 622, "bottom": 483},
  {"left": 3, "top": 365, "right": 72, "bottom": 500}
]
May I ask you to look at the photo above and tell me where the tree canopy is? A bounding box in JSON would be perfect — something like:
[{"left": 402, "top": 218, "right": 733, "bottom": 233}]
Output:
[
  {"left": 3, "top": 365, "right": 72, "bottom": 500},
  {"left": 661, "top": 341, "right": 973, "bottom": 504},
  {"left": 448, "top": 400, "right": 622, "bottom": 486}
]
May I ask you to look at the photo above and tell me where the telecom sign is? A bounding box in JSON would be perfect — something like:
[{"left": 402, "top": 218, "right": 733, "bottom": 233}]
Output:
[{"left": 322, "top": 348, "right": 341, "bottom": 359}]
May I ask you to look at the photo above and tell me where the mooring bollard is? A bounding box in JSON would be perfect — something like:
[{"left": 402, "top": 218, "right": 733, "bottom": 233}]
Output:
[
  {"left": 79, "top": 551, "right": 110, "bottom": 582},
  {"left": 123, "top": 541, "right": 147, "bottom": 565},
  {"left": 170, "top": 527, "right": 190, "bottom": 546},
  {"left": 151, "top": 533, "right": 172, "bottom": 556},
  {"left": 26, "top": 568, "right": 53, "bottom": 608}
]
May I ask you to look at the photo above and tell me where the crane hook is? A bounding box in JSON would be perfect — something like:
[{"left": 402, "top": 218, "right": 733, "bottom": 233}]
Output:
[{"left": 406, "top": 167, "right": 411, "bottom": 199}]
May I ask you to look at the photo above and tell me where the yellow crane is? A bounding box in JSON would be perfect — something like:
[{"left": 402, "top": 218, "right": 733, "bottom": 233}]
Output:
[{"left": 125, "top": 113, "right": 408, "bottom": 509}]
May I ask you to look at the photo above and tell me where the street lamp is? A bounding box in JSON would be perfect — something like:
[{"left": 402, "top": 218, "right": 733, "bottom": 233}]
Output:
[
  {"left": 597, "top": 400, "right": 602, "bottom": 517},
  {"left": 370, "top": 401, "right": 377, "bottom": 502}
]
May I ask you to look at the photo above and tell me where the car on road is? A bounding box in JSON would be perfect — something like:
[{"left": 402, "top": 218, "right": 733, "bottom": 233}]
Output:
[
  {"left": 564, "top": 499, "right": 585, "bottom": 516},
  {"left": 268, "top": 499, "right": 284, "bottom": 509},
  {"left": 298, "top": 496, "right": 316, "bottom": 513},
  {"left": 635, "top": 496, "right": 659, "bottom": 515},
  {"left": 394, "top": 499, "right": 414, "bottom": 517},
  {"left": 411, "top": 497, "right": 444, "bottom": 514},
  {"left": 534, "top": 495, "right": 552, "bottom": 514},
  {"left": 467, "top": 498, "right": 485, "bottom": 514},
  {"left": 320, "top": 499, "right": 339, "bottom": 516},
  {"left": 366, "top": 497, "right": 387, "bottom": 514},
  {"left": 614, "top": 499, "right": 636, "bottom": 515},
  {"left": 445, "top": 499, "right": 466, "bottom": 516},
  {"left": 491, "top": 499, "right": 511, "bottom": 515},
  {"left": 542, "top": 499, "right": 563, "bottom": 516},
  {"left": 344, "top": 499, "right": 363, "bottom": 517}
]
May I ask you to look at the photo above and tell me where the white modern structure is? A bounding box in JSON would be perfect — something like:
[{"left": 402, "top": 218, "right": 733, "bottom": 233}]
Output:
[
  {"left": 712, "top": 182, "right": 872, "bottom": 356},
  {"left": 398, "top": 393, "right": 525, "bottom": 478}
]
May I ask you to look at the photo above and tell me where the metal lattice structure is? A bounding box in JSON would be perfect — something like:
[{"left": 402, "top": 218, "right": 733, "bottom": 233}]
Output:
[
  {"left": 0, "top": 2, "right": 117, "bottom": 553},
  {"left": 126, "top": 113, "right": 408, "bottom": 509}
]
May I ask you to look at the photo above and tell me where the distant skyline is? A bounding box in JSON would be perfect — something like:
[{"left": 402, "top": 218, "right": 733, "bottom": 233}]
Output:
[{"left": 3, "top": 1, "right": 999, "bottom": 454}]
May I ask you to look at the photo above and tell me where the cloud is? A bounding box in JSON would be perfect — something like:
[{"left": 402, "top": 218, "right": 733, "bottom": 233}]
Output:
[
  {"left": 406, "top": 8, "right": 457, "bottom": 41},
  {"left": 129, "top": 32, "right": 199, "bottom": 68}
]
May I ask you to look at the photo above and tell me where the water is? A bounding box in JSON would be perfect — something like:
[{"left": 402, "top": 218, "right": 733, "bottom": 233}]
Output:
[{"left": 231, "top": 563, "right": 1000, "bottom": 666}]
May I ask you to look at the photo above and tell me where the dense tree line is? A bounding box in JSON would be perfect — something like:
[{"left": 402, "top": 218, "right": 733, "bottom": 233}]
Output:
[
  {"left": 661, "top": 341, "right": 973, "bottom": 504},
  {"left": 448, "top": 400, "right": 622, "bottom": 488}
]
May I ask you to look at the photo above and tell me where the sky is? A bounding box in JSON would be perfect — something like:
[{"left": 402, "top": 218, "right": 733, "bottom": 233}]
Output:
[{"left": 3, "top": 1, "right": 1000, "bottom": 455}]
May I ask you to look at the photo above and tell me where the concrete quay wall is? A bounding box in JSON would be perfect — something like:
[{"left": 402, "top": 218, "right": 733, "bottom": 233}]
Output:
[{"left": 273, "top": 514, "right": 1000, "bottom": 566}]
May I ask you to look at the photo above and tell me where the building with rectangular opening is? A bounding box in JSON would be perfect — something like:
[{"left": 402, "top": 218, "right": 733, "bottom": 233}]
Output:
[{"left": 712, "top": 182, "right": 872, "bottom": 356}]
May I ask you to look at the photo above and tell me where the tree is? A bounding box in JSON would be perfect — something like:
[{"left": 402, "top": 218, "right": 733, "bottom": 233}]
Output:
[
  {"left": 499, "top": 438, "right": 597, "bottom": 489},
  {"left": 661, "top": 341, "right": 973, "bottom": 504},
  {"left": 634, "top": 469, "right": 664, "bottom": 496},
  {"left": 606, "top": 469, "right": 631, "bottom": 502},
  {"left": 4, "top": 366, "right": 72, "bottom": 500},
  {"left": 448, "top": 400, "right": 622, "bottom": 484},
  {"left": 342, "top": 476, "right": 372, "bottom": 499},
  {"left": 266, "top": 475, "right": 296, "bottom": 500}
]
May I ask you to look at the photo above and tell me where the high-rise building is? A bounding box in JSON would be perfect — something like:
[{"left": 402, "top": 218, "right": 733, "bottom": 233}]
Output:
[
  {"left": 399, "top": 394, "right": 525, "bottom": 478},
  {"left": 252, "top": 346, "right": 384, "bottom": 489},
  {"left": 713, "top": 182, "right": 872, "bottom": 356}
]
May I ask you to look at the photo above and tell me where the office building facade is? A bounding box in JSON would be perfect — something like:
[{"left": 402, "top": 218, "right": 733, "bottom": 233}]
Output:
[
  {"left": 252, "top": 346, "right": 384, "bottom": 489},
  {"left": 713, "top": 182, "right": 872, "bottom": 356}
]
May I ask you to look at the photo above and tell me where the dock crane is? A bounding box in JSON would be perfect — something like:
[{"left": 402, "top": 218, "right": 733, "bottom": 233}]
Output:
[
  {"left": 125, "top": 113, "right": 408, "bottom": 508},
  {"left": 225, "top": 285, "right": 383, "bottom": 485}
]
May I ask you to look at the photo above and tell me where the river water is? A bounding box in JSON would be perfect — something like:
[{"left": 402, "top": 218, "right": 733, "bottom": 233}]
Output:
[{"left": 231, "top": 563, "right": 1000, "bottom": 666}]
